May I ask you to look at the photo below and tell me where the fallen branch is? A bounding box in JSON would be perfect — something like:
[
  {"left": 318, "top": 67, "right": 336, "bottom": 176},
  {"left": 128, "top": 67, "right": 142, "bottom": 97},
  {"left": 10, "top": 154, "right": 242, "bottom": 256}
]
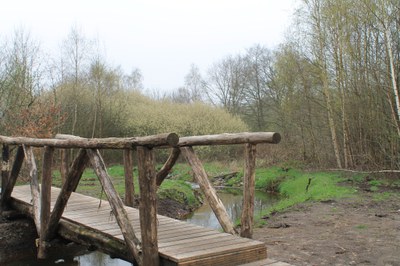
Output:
[{"left": 327, "top": 169, "right": 400, "bottom": 174}]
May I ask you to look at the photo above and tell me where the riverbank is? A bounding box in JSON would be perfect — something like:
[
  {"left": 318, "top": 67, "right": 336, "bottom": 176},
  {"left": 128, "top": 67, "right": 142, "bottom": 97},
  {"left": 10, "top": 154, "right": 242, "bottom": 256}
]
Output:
[{"left": 254, "top": 191, "right": 400, "bottom": 265}]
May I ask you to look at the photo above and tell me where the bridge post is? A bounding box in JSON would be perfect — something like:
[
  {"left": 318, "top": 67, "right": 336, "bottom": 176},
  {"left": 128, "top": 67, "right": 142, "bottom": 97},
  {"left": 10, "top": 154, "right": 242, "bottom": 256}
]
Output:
[
  {"left": 0, "top": 146, "right": 24, "bottom": 210},
  {"left": 1, "top": 144, "right": 10, "bottom": 205},
  {"left": 23, "top": 145, "right": 41, "bottom": 234},
  {"left": 240, "top": 144, "right": 257, "bottom": 238},
  {"left": 137, "top": 146, "right": 159, "bottom": 266},
  {"left": 123, "top": 149, "right": 135, "bottom": 207},
  {"left": 38, "top": 146, "right": 54, "bottom": 259}
]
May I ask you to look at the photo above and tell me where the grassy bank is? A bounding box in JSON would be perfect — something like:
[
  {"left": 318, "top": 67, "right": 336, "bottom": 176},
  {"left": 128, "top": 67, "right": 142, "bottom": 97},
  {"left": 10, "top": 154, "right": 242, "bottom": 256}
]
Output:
[{"left": 47, "top": 162, "right": 399, "bottom": 226}]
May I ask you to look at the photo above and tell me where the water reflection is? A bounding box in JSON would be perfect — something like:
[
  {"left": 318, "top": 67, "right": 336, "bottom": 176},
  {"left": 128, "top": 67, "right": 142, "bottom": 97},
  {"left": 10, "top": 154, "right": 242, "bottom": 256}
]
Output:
[
  {"left": 7, "top": 251, "right": 132, "bottom": 266},
  {"left": 185, "top": 189, "right": 278, "bottom": 230}
]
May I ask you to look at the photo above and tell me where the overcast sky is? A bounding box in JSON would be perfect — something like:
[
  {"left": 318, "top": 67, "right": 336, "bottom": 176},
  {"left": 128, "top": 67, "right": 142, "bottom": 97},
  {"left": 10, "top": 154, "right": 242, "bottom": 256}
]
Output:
[{"left": 0, "top": 0, "right": 297, "bottom": 92}]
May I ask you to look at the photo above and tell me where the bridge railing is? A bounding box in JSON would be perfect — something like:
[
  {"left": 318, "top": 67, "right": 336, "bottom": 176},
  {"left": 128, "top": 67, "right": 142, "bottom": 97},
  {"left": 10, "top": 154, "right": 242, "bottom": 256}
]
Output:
[{"left": 0, "top": 132, "right": 281, "bottom": 266}]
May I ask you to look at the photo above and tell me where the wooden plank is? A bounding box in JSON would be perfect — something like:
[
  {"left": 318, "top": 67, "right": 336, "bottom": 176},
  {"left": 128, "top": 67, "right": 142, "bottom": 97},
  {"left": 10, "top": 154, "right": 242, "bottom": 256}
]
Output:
[
  {"left": 174, "top": 241, "right": 265, "bottom": 261},
  {"left": 241, "top": 143, "right": 257, "bottom": 238},
  {"left": 160, "top": 235, "right": 252, "bottom": 254},
  {"left": 11, "top": 185, "right": 268, "bottom": 266},
  {"left": 38, "top": 146, "right": 55, "bottom": 259},
  {"left": 181, "top": 146, "right": 236, "bottom": 235}
]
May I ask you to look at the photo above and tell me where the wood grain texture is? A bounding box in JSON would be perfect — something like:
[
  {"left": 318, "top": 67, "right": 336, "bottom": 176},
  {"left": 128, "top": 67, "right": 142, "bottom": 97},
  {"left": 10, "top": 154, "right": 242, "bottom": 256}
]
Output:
[
  {"left": 11, "top": 185, "right": 268, "bottom": 266},
  {"left": 181, "top": 146, "right": 236, "bottom": 235}
]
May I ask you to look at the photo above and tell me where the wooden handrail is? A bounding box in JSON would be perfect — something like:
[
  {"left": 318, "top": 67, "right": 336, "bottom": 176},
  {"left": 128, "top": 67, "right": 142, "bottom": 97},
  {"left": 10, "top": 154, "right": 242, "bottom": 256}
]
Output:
[
  {"left": 178, "top": 132, "right": 281, "bottom": 146},
  {"left": 0, "top": 133, "right": 179, "bottom": 149}
]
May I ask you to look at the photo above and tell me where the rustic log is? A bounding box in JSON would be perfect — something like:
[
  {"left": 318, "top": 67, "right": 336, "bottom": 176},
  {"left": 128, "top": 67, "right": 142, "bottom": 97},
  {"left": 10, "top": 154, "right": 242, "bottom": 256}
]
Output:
[
  {"left": 178, "top": 132, "right": 281, "bottom": 146},
  {"left": 123, "top": 149, "right": 135, "bottom": 207},
  {"left": 1, "top": 144, "right": 10, "bottom": 202},
  {"left": 60, "top": 149, "right": 70, "bottom": 185},
  {"left": 137, "top": 146, "right": 159, "bottom": 266},
  {"left": 156, "top": 148, "right": 180, "bottom": 186},
  {"left": 0, "top": 133, "right": 178, "bottom": 148},
  {"left": 38, "top": 146, "right": 54, "bottom": 259},
  {"left": 87, "top": 148, "right": 142, "bottom": 265},
  {"left": 57, "top": 219, "right": 130, "bottom": 262},
  {"left": 45, "top": 149, "right": 88, "bottom": 240},
  {"left": 0, "top": 146, "right": 24, "bottom": 209},
  {"left": 23, "top": 145, "right": 41, "bottom": 234},
  {"left": 180, "top": 146, "right": 236, "bottom": 235},
  {"left": 240, "top": 144, "right": 257, "bottom": 238}
]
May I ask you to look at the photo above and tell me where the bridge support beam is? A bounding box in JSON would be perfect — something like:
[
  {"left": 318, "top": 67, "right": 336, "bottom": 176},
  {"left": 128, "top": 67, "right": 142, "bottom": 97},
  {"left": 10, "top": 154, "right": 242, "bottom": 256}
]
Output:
[
  {"left": 181, "top": 146, "right": 236, "bottom": 235},
  {"left": 137, "top": 146, "right": 159, "bottom": 266},
  {"left": 241, "top": 144, "right": 257, "bottom": 238}
]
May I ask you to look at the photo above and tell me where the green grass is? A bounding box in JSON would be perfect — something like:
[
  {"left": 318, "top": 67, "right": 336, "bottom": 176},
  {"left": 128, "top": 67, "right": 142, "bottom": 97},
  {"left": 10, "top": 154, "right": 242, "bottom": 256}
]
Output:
[{"left": 254, "top": 170, "right": 356, "bottom": 224}]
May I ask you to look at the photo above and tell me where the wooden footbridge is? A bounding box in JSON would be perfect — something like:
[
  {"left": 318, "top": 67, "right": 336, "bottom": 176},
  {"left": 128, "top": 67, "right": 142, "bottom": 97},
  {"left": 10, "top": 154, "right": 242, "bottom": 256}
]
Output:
[{"left": 0, "top": 132, "right": 281, "bottom": 265}]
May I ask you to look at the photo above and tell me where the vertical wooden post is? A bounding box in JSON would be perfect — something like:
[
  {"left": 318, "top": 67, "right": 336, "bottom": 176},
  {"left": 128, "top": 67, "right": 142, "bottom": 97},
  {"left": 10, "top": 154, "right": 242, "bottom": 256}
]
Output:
[
  {"left": 0, "top": 146, "right": 24, "bottom": 209},
  {"left": 123, "top": 149, "right": 135, "bottom": 207},
  {"left": 87, "top": 149, "right": 142, "bottom": 265},
  {"left": 240, "top": 144, "right": 257, "bottom": 238},
  {"left": 23, "top": 145, "right": 41, "bottom": 234},
  {"left": 38, "top": 146, "right": 54, "bottom": 259},
  {"left": 137, "top": 146, "right": 159, "bottom": 266},
  {"left": 1, "top": 144, "right": 10, "bottom": 202},
  {"left": 181, "top": 146, "right": 236, "bottom": 235},
  {"left": 45, "top": 149, "right": 88, "bottom": 240},
  {"left": 60, "top": 149, "right": 70, "bottom": 186}
]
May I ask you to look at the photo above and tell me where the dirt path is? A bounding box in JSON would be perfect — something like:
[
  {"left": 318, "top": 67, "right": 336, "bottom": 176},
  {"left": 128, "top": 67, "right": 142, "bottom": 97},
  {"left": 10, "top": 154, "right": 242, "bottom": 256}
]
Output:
[{"left": 254, "top": 193, "right": 400, "bottom": 266}]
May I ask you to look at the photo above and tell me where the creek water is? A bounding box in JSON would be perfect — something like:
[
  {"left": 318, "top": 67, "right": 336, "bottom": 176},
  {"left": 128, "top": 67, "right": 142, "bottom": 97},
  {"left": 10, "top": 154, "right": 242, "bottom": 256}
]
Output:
[
  {"left": 185, "top": 188, "right": 278, "bottom": 230},
  {"left": 7, "top": 189, "right": 276, "bottom": 265}
]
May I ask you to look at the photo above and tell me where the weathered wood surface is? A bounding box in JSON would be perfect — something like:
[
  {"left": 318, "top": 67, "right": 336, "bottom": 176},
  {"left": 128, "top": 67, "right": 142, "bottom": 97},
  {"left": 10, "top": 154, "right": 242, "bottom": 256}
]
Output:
[
  {"left": 11, "top": 185, "right": 267, "bottom": 266},
  {"left": 38, "top": 146, "right": 54, "bottom": 258},
  {"left": 241, "top": 144, "right": 257, "bottom": 238},
  {"left": 156, "top": 148, "right": 180, "bottom": 186},
  {"left": 181, "top": 146, "right": 236, "bottom": 235},
  {"left": 60, "top": 149, "right": 70, "bottom": 185},
  {"left": 178, "top": 132, "right": 281, "bottom": 146},
  {"left": 23, "top": 145, "right": 41, "bottom": 234},
  {"left": 1, "top": 145, "right": 10, "bottom": 204},
  {"left": 123, "top": 149, "right": 135, "bottom": 207},
  {"left": 137, "top": 146, "right": 159, "bottom": 266},
  {"left": 0, "top": 146, "right": 24, "bottom": 209},
  {"left": 46, "top": 149, "right": 88, "bottom": 240},
  {"left": 87, "top": 148, "right": 142, "bottom": 265},
  {"left": 0, "top": 133, "right": 179, "bottom": 148}
]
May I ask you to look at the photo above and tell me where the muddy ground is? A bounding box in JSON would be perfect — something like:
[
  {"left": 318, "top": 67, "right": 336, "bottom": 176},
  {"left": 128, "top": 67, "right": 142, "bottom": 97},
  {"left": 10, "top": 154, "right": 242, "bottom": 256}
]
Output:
[
  {"left": 254, "top": 192, "right": 400, "bottom": 265},
  {"left": 1, "top": 184, "right": 399, "bottom": 265}
]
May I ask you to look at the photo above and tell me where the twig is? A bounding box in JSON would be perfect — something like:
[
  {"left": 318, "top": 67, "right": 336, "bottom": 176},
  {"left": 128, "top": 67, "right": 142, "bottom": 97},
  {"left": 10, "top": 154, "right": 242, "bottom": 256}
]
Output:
[{"left": 327, "top": 169, "right": 400, "bottom": 174}]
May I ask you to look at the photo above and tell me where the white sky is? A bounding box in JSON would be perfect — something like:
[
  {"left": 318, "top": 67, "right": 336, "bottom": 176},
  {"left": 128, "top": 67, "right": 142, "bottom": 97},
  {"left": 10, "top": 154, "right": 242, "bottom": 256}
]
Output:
[{"left": 0, "top": 0, "right": 296, "bottom": 92}]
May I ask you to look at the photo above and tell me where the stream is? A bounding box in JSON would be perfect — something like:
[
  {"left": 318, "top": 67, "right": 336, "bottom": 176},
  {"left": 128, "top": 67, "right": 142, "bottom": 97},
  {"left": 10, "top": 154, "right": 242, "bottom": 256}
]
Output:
[{"left": 6, "top": 189, "right": 276, "bottom": 265}]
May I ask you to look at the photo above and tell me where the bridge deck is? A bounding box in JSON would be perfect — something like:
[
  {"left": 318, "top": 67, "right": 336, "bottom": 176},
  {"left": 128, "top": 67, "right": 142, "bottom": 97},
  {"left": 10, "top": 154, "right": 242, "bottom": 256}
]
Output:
[{"left": 10, "top": 185, "right": 267, "bottom": 266}]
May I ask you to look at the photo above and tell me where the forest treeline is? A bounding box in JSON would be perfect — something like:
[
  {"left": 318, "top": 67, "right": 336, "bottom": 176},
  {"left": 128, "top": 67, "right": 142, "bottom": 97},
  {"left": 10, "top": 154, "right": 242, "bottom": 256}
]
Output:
[{"left": 0, "top": 0, "right": 399, "bottom": 169}]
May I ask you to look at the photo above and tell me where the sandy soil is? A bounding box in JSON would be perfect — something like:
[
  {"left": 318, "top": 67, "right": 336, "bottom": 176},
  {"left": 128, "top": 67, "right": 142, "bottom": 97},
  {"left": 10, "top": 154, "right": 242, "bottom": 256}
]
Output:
[{"left": 254, "top": 193, "right": 400, "bottom": 265}]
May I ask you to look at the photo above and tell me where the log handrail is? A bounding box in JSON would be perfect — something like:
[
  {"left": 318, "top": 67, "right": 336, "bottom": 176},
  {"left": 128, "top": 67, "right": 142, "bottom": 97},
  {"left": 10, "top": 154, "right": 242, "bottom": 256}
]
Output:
[
  {"left": 0, "top": 133, "right": 179, "bottom": 149},
  {"left": 178, "top": 132, "right": 281, "bottom": 146}
]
